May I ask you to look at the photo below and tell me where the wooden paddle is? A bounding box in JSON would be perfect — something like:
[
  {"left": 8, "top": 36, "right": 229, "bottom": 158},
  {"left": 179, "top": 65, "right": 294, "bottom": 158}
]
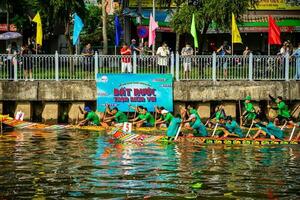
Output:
[
  {"left": 154, "top": 105, "right": 158, "bottom": 128},
  {"left": 174, "top": 124, "right": 183, "bottom": 141},
  {"left": 289, "top": 125, "right": 296, "bottom": 141},
  {"left": 238, "top": 100, "right": 243, "bottom": 126},
  {"left": 245, "top": 120, "right": 254, "bottom": 138},
  {"left": 280, "top": 121, "right": 287, "bottom": 130},
  {"left": 212, "top": 123, "right": 218, "bottom": 137}
]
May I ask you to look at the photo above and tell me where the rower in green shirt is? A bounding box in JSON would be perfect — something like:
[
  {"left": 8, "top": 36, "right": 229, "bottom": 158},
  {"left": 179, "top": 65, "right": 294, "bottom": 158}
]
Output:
[
  {"left": 184, "top": 114, "right": 208, "bottom": 137},
  {"left": 242, "top": 96, "right": 257, "bottom": 125},
  {"left": 155, "top": 109, "right": 174, "bottom": 128},
  {"left": 78, "top": 106, "right": 100, "bottom": 126},
  {"left": 103, "top": 107, "right": 128, "bottom": 126},
  {"left": 206, "top": 104, "right": 226, "bottom": 128},
  {"left": 130, "top": 107, "right": 155, "bottom": 127},
  {"left": 253, "top": 117, "right": 284, "bottom": 140},
  {"left": 268, "top": 95, "right": 294, "bottom": 126},
  {"left": 187, "top": 105, "right": 201, "bottom": 120},
  {"left": 166, "top": 114, "right": 182, "bottom": 139},
  {"left": 219, "top": 116, "right": 243, "bottom": 138}
]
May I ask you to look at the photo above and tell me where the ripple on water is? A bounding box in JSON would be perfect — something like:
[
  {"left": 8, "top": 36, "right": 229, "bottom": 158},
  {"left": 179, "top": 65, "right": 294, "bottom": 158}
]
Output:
[{"left": 0, "top": 130, "right": 299, "bottom": 199}]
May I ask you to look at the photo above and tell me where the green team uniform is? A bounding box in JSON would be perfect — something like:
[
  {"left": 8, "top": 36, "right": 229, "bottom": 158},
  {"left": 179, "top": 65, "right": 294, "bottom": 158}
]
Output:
[
  {"left": 255, "top": 122, "right": 284, "bottom": 140},
  {"left": 189, "top": 108, "right": 201, "bottom": 120},
  {"left": 190, "top": 118, "right": 208, "bottom": 137},
  {"left": 277, "top": 101, "right": 291, "bottom": 118},
  {"left": 161, "top": 112, "right": 174, "bottom": 124},
  {"left": 167, "top": 117, "right": 181, "bottom": 137},
  {"left": 225, "top": 120, "right": 243, "bottom": 138},
  {"left": 115, "top": 111, "right": 128, "bottom": 123},
  {"left": 244, "top": 102, "right": 256, "bottom": 120},
  {"left": 144, "top": 112, "right": 155, "bottom": 126},
  {"left": 216, "top": 111, "right": 225, "bottom": 121},
  {"left": 86, "top": 111, "right": 100, "bottom": 125},
  {"left": 138, "top": 114, "right": 146, "bottom": 120}
]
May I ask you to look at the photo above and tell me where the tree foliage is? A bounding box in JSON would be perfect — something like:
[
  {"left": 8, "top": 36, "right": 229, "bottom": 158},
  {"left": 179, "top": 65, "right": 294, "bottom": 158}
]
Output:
[{"left": 170, "top": 0, "right": 259, "bottom": 51}]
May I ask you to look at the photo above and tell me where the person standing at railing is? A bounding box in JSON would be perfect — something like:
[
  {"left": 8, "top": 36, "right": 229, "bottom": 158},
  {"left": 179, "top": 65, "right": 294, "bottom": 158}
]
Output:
[
  {"left": 120, "top": 43, "right": 132, "bottom": 73},
  {"left": 130, "top": 39, "right": 141, "bottom": 54},
  {"left": 291, "top": 42, "right": 300, "bottom": 80},
  {"left": 156, "top": 42, "right": 170, "bottom": 73},
  {"left": 82, "top": 43, "right": 94, "bottom": 76},
  {"left": 243, "top": 46, "right": 251, "bottom": 57},
  {"left": 6, "top": 42, "right": 19, "bottom": 80},
  {"left": 21, "top": 44, "right": 33, "bottom": 81},
  {"left": 217, "top": 41, "right": 231, "bottom": 79},
  {"left": 181, "top": 44, "right": 194, "bottom": 79},
  {"left": 141, "top": 41, "right": 152, "bottom": 56}
]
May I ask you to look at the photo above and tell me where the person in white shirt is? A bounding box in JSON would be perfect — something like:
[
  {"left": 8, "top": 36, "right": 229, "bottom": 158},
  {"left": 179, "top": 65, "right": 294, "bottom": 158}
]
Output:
[
  {"left": 156, "top": 42, "right": 170, "bottom": 73},
  {"left": 181, "top": 44, "right": 194, "bottom": 79}
]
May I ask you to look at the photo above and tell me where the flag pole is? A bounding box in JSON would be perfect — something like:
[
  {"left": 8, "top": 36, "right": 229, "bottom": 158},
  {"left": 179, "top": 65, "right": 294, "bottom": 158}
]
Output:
[
  {"left": 268, "top": 44, "right": 270, "bottom": 56},
  {"left": 152, "top": 0, "right": 156, "bottom": 55}
]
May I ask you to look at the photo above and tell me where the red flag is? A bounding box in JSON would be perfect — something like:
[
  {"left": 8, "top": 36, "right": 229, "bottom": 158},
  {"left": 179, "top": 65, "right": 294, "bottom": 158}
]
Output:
[{"left": 268, "top": 16, "right": 281, "bottom": 45}]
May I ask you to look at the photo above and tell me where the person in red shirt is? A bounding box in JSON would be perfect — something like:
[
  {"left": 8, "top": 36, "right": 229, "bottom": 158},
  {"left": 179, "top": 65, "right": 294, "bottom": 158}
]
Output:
[{"left": 120, "top": 43, "right": 132, "bottom": 73}]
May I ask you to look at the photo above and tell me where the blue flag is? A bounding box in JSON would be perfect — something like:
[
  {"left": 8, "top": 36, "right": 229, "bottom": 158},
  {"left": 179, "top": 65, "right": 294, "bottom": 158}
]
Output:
[
  {"left": 73, "top": 13, "right": 84, "bottom": 45},
  {"left": 114, "top": 15, "right": 123, "bottom": 46}
]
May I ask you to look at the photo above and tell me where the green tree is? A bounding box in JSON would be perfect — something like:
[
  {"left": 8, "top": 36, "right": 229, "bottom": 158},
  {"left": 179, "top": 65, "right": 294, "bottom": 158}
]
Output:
[
  {"left": 170, "top": 0, "right": 259, "bottom": 53},
  {"left": 49, "top": 0, "right": 86, "bottom": 54}
]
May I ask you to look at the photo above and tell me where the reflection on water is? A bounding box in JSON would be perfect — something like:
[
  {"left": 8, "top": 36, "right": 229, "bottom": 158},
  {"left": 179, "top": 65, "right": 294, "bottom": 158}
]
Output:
[{"left": 0, "top": 130, "right": 299, "bottom": 199}]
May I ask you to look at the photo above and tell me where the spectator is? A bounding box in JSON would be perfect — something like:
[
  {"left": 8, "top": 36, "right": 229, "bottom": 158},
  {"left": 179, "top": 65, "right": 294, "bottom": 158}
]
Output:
[
  {"left": 181, "top": 43, "right": 194, "bottom": 79},
  {"left": 291, "top": 42, "right": 300, "bottom": 80},
  {"left": 21, "top": 44, "right": 33, "bottom": 81},
  {"left": 81, "top": 43, "right": 94, "bottom": 75},
  {"left": 156, "top": 42, "right": 170, "bottom": 73},
  {"left": 120, "top": 43, "right": 132, "bottom": 73},
  {"left": 130, "top": 39, "right": 140, "bottom": 55},
  {"left": 6, "top": 42, "right": 19, "bottom": 80},
  {"left": 217, "top": 41, "right": 231, "bottom": 79},
  {"left": 286, "top": 40, "right": 293, "bottom": 55},
  {"left": 141, "top": 41, "right": 152, "bottom": 56},
  {"left": 243, "top": 46, "right": 251, "bottom": 57},
  {"left": 278, "top": 42, "right": 288, "bottom": 56}
]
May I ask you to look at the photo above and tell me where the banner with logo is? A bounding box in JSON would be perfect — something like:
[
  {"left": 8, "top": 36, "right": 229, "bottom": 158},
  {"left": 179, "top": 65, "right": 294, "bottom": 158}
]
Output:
[
  {"left": 253, "top": 0, "right": 300, "bottom": 10},
  {"left": 97, "top": 74, "right": 173, "bottom": 112},
  {"left": 129, "top": 0, "right": 176, "bottom": 8}
]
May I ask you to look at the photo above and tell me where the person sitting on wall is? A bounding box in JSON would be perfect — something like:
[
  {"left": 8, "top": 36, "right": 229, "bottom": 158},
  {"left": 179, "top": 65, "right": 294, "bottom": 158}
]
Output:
[
  {"left": 103, "top": 106, "right": 128, "bottom": 127},
  {"left": 216, "top": 116, "right": 243, "bottom": 138},
  {"left": 184, "top": 114, "right": 208, "bottom": 137},
  {"left": 129, "top": 107, "right": 155, "bottom": 127},
  {"left": 155, "top": 109, "right": 174, "bottom": 128},
  {"left": 252, "top": 117, "right": 284, "bottom": 140},
  {"left": 78, "top": 106, "right": 100, "bottom": 126}
]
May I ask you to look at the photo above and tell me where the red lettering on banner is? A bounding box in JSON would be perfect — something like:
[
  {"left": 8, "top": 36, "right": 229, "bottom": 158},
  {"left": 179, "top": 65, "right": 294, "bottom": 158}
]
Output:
[{"left": 133, "top": 88, "right": 156, "bottom": 96}]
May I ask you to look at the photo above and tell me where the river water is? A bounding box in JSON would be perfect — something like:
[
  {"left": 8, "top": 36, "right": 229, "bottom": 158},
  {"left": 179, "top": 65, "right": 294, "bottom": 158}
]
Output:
[{"left": 0, "top": 130, "right": 299, "bottom": 199}]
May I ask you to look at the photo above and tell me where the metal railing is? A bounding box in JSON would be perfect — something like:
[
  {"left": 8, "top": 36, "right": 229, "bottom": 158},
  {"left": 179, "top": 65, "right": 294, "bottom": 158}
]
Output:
[{"left": 0, "top": 51, "right": 299, "bottom": 81}]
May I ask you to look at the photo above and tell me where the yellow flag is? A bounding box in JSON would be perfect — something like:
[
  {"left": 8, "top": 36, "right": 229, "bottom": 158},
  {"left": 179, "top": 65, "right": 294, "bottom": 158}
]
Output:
[
  {"left": 231, "top": 13, "right": 242, "bottom": 44},
  {"left": 32, "top": 12, "right": 43, "bottom": 46}
]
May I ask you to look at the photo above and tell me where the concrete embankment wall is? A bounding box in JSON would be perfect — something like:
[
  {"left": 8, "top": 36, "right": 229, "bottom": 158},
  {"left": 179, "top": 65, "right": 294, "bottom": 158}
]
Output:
[{"left": 1, "top": 81, "right": 299, "bottom": 123}]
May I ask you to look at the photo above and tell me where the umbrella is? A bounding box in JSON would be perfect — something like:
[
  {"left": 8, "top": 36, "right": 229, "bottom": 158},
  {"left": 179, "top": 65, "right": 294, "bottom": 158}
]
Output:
[{"left": 0, "top": 32, "right": 22, "bottom": 40}]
